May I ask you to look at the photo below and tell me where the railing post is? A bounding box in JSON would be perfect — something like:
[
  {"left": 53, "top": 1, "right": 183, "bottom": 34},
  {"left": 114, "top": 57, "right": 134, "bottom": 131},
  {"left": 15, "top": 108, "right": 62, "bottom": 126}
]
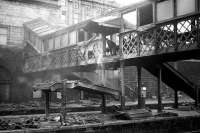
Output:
[
  {"left": 119, "top": 34, "right": 124, "bottom": 59},
  {"left": 137, "top": 32, "right": 141, "bottom": 57},
  {"left": 174, "top": 21, "right": 178, "bottom": 51},
  {"left": 102, "top": 34, "right": 106, "bottom": 57},
  {"left": 119, "top": 13, "right": 124, "bottom": 58},
  {"left": 154, "top": 27, "right": 158, "bottom": 54},
  {"left": 197, "top": 16, "right": 200, "bottom": 47}
]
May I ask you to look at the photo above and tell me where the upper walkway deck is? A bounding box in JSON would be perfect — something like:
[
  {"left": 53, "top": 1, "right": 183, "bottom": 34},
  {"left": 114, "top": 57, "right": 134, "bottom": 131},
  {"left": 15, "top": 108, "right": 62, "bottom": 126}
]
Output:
[{"left": 23, "top": 13, "right": 200, "bottom": 73}]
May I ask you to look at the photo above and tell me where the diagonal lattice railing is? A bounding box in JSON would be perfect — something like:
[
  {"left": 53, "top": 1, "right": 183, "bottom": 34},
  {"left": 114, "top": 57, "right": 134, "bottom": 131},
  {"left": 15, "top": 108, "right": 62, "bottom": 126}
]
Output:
[
  {"left": 121, "top": 30, "right": 140, "bottom": 58},
  {"left": 24, "top": 38, "right": 104, "bottom": 73},
  {"left": 120, "top": 13, "right": 200, "bottom": 59},
  {"left": 24, "top": 13, "right": 200, "bottom": 73}
]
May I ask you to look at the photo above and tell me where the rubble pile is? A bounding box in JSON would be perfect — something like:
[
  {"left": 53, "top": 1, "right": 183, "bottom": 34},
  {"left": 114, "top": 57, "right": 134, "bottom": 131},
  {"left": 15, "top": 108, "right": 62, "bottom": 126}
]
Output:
[
  {"left": 0, "top": 117, "right": 40, "bottom": 130},
  {"left": 64, "top": 113, "right": 102, "bottom": 126},
  {"left": 0, "top": 113, "right": 105, "bottom": 131}
]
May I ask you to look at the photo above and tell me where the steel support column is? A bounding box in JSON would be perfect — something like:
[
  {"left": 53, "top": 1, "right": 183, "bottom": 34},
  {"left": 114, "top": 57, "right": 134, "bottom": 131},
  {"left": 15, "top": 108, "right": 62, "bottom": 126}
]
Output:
[
  {"left": 61, "top": 83, "right": 67, "bottom": 123},
  {"left": 101, "top": 94, "right": 106, "bottom": 113},
  {"left": 44, "top": 90, "right": 50, "bottom": 118},
  {"left": 195, "top": 86, "right": 199, "bottom": 107},
  {"left": 174, "top": 89, "right": 178, "bottom": 108},
  {"left": 174, "top": 62, "right": 178, "bottom": 108},
  {"left": 120, "top": 61, "right": 125, "bottom": 110},
  {"left": 157, "top": 67, "right": 162, "bottom": 112},
  {"left": 137, "top": 66, "right": 142, "bottom": 108}
]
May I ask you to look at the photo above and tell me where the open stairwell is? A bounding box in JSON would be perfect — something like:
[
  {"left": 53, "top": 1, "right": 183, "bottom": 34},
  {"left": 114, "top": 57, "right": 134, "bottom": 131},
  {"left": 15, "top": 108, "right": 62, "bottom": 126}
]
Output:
[{"left": 142, "top": 62, "right": 199, "bottom": 101}]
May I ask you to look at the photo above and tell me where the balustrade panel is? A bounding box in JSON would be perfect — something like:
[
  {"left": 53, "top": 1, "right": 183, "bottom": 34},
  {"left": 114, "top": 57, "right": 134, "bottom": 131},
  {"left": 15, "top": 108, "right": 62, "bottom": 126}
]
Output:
[
  {"left": 24, "top": 39, "right": 105, "bottom": 72},
  {"left": 77, "top": 42, "right": 87, "bottom": 65},
  {"left": 92, "top": 39, "right": 104, "bottom": 64},
  {"left": 24, "top": 14, "right": 200, "bottom": 73},
  {"left": 120, "top": 14, "right": 200, "bottom": 59},
  {"left": 68, "top": 46, "right": 78, "bottom": 66},
  {"left": 156, "top": 23, "right": 175, "bottom": 54},
  {"left": 41, "top": 55, "right": 51, "bottom": 70},
  {"left": 121, "top": 31, "right": 139, "bottom": 59},
  {"left": 177, "top": 16, "right": 199, "bottom": 51},
  {"left": 139, "top": 29, "right": 156, "bottom": 56}
]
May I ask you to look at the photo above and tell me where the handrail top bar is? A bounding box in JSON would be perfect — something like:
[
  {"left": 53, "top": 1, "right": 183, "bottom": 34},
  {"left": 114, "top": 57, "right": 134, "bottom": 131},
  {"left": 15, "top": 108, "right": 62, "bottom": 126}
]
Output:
[
  {"left": 24, "top": 37, "right": 103, "bottom": 59},
  {"left": 120, "top": 12, "right": 200, "bottom": 36}
]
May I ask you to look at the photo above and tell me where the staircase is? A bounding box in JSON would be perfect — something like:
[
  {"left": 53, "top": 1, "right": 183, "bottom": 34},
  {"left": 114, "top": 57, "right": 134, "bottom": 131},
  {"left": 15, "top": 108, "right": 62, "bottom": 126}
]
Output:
[{"left": 142, "top": 61, "right": 198, "bottom": 101}]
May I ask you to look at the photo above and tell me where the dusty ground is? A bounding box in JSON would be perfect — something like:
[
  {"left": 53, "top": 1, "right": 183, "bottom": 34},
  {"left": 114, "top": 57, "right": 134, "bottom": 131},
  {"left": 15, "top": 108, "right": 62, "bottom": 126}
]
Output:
[{"left": 0, "top": 97, "right": 194, "bottom": 112}]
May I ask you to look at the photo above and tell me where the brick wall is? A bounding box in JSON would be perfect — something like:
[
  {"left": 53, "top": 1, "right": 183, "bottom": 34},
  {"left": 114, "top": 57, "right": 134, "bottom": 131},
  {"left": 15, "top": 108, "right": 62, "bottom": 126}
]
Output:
[{"left": 123, "top": 66, "right": 173, "bottom": 99}]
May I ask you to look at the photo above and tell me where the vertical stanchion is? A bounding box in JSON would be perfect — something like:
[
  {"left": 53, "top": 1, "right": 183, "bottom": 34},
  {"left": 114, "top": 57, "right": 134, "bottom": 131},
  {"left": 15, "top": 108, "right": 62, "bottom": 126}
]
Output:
[
  {"left": 197, "top": 16, "right": 200, "bottom": 47},
  {"left": 44, "top": 90, "right": 50, "bottom": 118},
  {"left": 174, "top": 90, "right": 178, "bottom": 108},
  {"left": 195, "top": 85, "right": 199, "bottom": 107},
  {"left": 137, "top": 66, "right": 142, "bottom": 108},
  {"left": 101, "top": 94, "right": 106, "bottom": 113},
  {"left": 157, "top": 67, "right": 162, "bottom": 112},
  {"left": 174, "top": 62, "right": 178, "bottom": 108},
  {"left": 61, "top": 82, "right": 67, "bottom": 124},
  {"left": 120, "top": 61, "right": 125, "bottom": 110}
]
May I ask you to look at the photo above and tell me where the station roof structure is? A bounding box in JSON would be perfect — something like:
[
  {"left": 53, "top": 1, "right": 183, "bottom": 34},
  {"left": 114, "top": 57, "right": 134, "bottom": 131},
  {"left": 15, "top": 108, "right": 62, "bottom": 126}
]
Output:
[
  {"left": 24, "top": 13, "right": 122, "bottom": 39},
  {"left": 23, "top": 18, "right": 64, "bottom": 38},
  {"left": 83, "top": 15, "right": 121, "bottom": 35}
]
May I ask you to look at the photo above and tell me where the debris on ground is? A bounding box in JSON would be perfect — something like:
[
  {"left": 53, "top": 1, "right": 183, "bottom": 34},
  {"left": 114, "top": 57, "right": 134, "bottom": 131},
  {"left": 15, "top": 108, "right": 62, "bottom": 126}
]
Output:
[
  {"left": 111, "top": 109, "right": 152, "bottom": 120},
  {"left": 0, "top": 112, "right": 105, "bottom": 130},
  {"left": 154, "top": 111, "right": 178, "bottom": 117}
]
